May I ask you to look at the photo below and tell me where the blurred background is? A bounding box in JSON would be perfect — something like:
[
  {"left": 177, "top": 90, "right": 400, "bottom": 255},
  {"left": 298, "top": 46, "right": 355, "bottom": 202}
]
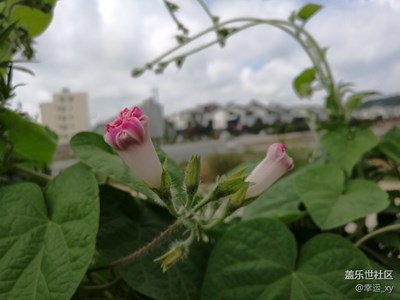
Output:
[{"left": 10, "top": 0, "right": 400, "bottom": 181}]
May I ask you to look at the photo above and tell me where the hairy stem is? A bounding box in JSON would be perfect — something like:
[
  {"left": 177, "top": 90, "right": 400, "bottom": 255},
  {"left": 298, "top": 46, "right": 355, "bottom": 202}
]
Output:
[
  {"left": 89, "top": 220, "right": 181, "bottom": 272},
  {"left": 197, "top": 0, "right": 216, "bottom": 23},
  {"left": 162, "top": 0, "right": 188, "bottom": 35},
  {"left": 13, "top": 165, "right": 52, "bottom": 181},
  {"left": 79, "top": 275, "right": 121, "bottom": 292}
]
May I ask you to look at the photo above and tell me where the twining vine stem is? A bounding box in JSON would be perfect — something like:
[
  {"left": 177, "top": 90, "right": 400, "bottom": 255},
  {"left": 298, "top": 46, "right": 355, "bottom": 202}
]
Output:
[
  {"left": 355, "top": 223, "right": 400, "bottom": 247},
  {"left": 13, "top": 165, "right": 143, "bottom": 198},
  {"left": 135, "top": 16, "right": 342, "bottom": 117}
]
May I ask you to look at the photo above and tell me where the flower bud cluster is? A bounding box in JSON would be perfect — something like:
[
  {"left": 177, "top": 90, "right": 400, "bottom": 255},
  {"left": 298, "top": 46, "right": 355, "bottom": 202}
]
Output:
[{"left": 105, "top": 106, "right": 294, "bottom": 271}]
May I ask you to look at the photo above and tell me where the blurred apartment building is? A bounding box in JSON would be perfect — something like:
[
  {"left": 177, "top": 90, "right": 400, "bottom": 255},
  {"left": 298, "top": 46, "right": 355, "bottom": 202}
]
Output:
[
  {"left": 40, "top": 88, "right": 90, "bottom": 145},
  {"left": 140, "top": 97, "right": 164, "bottom": 142}
]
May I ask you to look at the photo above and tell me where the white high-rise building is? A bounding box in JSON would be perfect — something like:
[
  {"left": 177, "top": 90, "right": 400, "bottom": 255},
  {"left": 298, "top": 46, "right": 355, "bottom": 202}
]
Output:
[{"left": 40, "top": 88, "right": 90, "bottom": 145}]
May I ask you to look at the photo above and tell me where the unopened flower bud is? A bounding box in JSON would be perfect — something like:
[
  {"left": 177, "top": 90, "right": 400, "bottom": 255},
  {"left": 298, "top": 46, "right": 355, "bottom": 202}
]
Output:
[
  {"left": 158, "top": 159, "right": 172, "bottom": 202},
  {"left": 185, "top": 155, "right": 201, "bottom": 198},
  {"left": 245, "top": 143, "right": 293, "bottom": 199},
  {"left": 104, "top": 107, "right": 162, "bottom": 188}
]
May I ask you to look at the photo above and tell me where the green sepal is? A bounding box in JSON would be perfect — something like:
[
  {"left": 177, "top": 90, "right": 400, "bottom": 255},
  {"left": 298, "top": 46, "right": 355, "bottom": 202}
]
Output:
[
  {"left": 214, "top": 168, "right": 247, "bottom": 199},
  {"left": 227, "top": 183, "right": 253, "bottom": 213},
  {"left": 158, "top": 159, "right": 172, "bottom": 204}
]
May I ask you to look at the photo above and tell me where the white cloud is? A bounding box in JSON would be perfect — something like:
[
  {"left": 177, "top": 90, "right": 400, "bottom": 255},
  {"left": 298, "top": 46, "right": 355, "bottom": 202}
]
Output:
[{"left": 10, "top": 0, "right": 400, "bottom": 126}]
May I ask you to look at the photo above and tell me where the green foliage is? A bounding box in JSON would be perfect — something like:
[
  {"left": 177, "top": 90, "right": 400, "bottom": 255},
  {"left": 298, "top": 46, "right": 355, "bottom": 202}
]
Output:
[
  {"left": 202, "top": 218, "right": 381, "bottom": 300},
  {"left": 295, "top": 165, "right": 389, "bottom": 229},
  {"left": 0, "top": 0, "right": 56, "bottom": 106},
  {"left": 10, "top": 0, "right": 56, "bottom": 37},
  {"left": 0, "top": 107, "right": 57, "bottom": 166},
  {"left": 379, "top": 127, "right": 400, "bottom": 163},
  {"left": 321, "top": 127, "right": 379, "bottom": 174},
  {"left": 1, "top": 1, "right": 400, "bottom": 299},
  {"left": 0, "top": 163, "right": 99, "bottom": 300}
]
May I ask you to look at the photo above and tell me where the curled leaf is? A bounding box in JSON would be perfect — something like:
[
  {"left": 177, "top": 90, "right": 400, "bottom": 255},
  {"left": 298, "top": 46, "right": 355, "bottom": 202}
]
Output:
[{"left": 293, "top": 68, "right": 316, "bottom": 98}]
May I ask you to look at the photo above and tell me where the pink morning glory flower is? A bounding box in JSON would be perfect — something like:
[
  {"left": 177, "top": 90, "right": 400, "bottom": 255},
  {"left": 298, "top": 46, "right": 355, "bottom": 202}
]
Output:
[
  {"left": 104, "top": 107, "right": 162, "bottom": 188},
  {"left": 245, "top": 143, "right": 294, "bottom": 198}
]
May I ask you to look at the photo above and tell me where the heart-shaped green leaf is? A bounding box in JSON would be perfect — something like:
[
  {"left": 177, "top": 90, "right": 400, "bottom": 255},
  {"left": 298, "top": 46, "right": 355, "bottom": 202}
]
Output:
[
  {"left": 321, "top": 127, "right": 379, "bottom": 174},
  {"left": 0, "top": 163, "right": 99, "bottom": 300},
  {"left": 295, "top": 165, "right": 388, "bottom": 229},
  {"left": 201, "top": 218, "right": 394, "bottom": 300}
]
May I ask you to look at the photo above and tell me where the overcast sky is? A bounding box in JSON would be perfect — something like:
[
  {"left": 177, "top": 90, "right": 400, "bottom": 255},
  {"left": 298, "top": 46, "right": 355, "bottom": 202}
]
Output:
[{"left": 11, "top": 0, "right": 400, "bottom": 126}]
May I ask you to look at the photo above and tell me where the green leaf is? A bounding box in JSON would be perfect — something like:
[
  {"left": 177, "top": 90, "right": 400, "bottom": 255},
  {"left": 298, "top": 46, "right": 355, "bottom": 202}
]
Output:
[
  {"left": 97, "top": 186, "right": 211, "bottom": 300},
  {"left": 0, "top": 163, "right": 99, "bottom": 300},
  {"left": 297, "top": 3, "right": 323, "bottom": 22},
  {"left": 0, "top": 22, "right": 17, "bottom": 44},
  {"left": 380, "top": 141, "right": 400, "bottom": 163},
  {"left": 165, "top": 0, "right": 179, "bottom": 13},
  {"left": 295, "top": 165, "right": 389, "bottom": 229},
  {"left": 382, "top": 126, "right": 400, "bottom": 141},
  {"left": 321, "top": 127, "right": 379, "bottom": 174},
  {"left": 368, "top": 261, "right": 400, "bottom": 300},
  {"left": 346, "top": 91, "right": 379, "bottom": 110},
  {"left": 131, "top": 68, "right": 144, "bottom": 77},
  {"left": 293, "top": 68, "right": 316, "bottom": 98},
  {"left": 379, "top": 127, "right": 400, "bottom": 162},
  {"left": 11, "top": 0, "right": 56, "bottom": 37},
  {"left": 175, "top": 56, "right": 185, "bottom": 69},
  {"left": 243, "top": 168, "right": 305, "bottom": 223},
  {"left": 202, "top": 218, "right": 383, "bottom": 300},
  {"left": 70, "top": 132, "right": 155, "bottom": 199},
  {"left": 0, "top": 108, "right": 57, "bottom": 166}
]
